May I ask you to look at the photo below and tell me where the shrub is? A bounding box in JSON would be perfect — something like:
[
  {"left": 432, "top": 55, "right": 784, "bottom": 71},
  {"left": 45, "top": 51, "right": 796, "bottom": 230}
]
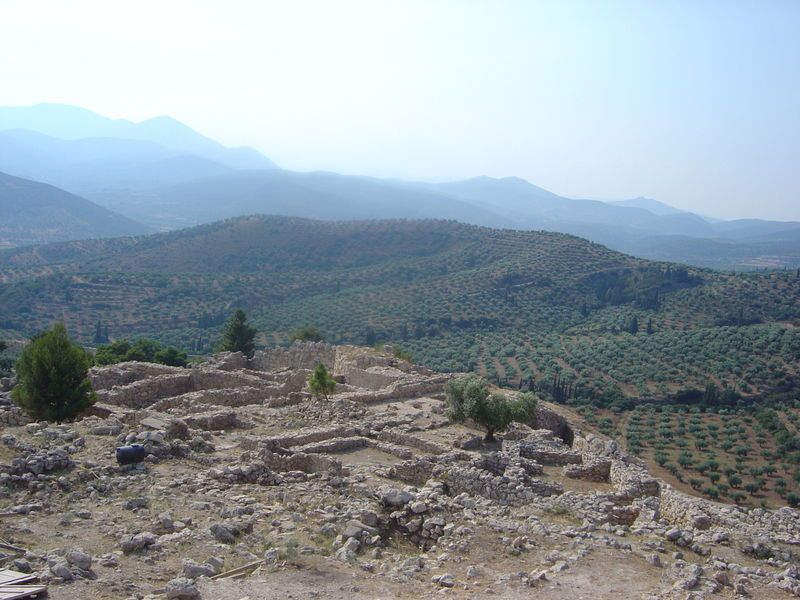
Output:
[
  {"left": 291, "top": 325, "right": 326, "bottom": 343},
  {"left": 95, "top": 338, "right": 187, "bottom": 367},
  {"left": 308, "top": 363, "right": 336, "bottom": 399},
  {"left": 12, "top": 323, "right": 96, "bottom": 422},
  {"left": 445, "top": 375, "right": 537, "bottom": 442}
]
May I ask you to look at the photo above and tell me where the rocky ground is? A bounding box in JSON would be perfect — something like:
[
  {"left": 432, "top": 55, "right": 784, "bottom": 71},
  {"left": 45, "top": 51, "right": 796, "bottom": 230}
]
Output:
[{"left": 1, "top": 342, "right": 799, "bottom": 599}]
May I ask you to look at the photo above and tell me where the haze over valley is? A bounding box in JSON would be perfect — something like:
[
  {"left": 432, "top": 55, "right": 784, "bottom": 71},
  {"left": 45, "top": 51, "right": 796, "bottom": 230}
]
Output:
[{"left": 1, "top": 103, "right": 798, "bottom": 271}]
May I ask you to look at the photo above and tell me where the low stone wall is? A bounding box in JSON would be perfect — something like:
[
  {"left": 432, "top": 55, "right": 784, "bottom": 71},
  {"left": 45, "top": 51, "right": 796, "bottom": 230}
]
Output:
[
  {"left": 97, "top": 373, "right": 194, "bottom": 409},
  {"left": 0, "top": 404, "right": 29, "bottom": 426},
  {"left": 260, "top": 449, "right": 342, "bottom": 475},
  {"left": 377, "top": 428, "right": 450, "bottom": 455},
  {"left": 294, "top": 436, "right": 369, "bottom": 454},
  {"left": 250, "top": 342, "right": 337, "bottom": 372},
  {"left": 93, "top": 366, "right": 288, "bottom": 410},
  {"left": 340, "top": 375, "right": 450, "bottom": 404},
  {"left": 547, "top": 492, "right": 641, "bottom": 526},
  {"left": 563, "top": 458, "right": 611, "bottom": 482},
  {"left": 387, "top": 452, "right": 470, "bottom": 486},
  {"left": 150, "top": 387, "right": 270, "bottom": 412},
  {"left": 657, "top": 483, "right": 800, "bottom": 544},
  {"left": 534, "top": 404, "right": 575, "bottom": 445},
  {"left": 264, "top": 425, "right": 360, "bottom": 449},
  {"left": 182, "top": 410, "right": 241, "bottom": 431},
  {"left": 89, "top": 362, "right": 183, "bottom": 390},
  {"left": 514, "top": 431, "right": 582, "bottom": 466},
  {"left": 388, "top": 456, "right": 438, "bottom": 485},
  {"left": 435, "top": 464, "right": 562, "bottom": 505},
  {"left": 609, "top": 460, "right": 660, "bottom": 499},
  {"left": 344, "top": 366, "right": 405, "bottom": 391}
]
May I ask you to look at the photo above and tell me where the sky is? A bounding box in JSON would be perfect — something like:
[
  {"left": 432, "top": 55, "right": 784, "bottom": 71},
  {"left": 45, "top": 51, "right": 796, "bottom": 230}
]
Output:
[{"left": 0, "top": 0, "right": 798, "bottom": 220}]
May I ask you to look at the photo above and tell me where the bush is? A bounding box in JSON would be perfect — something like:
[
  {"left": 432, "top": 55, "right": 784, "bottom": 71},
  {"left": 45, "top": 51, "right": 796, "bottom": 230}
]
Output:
[
  {"left": 95, "top": 338, "right": 187, "bottom": 367},
  {"left": 307, "top": 363, "right": 336, "bottom": 399},
  {"left": 221, "top": 309, "right": 257, "bottom": 358},
  {"left": 291, "top": 325, "right": 326, "bottom": 343},
  {"left": 12, "top": 323, "right": 96, "bottom": 422},
  {"left": 445, "top": 375, "right": 537, "bottom": 442}
]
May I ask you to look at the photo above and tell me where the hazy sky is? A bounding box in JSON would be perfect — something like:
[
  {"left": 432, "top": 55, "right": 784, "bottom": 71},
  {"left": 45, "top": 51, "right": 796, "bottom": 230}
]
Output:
[{"left": 1, "top": 0, "right": 798, "bottom": 220}]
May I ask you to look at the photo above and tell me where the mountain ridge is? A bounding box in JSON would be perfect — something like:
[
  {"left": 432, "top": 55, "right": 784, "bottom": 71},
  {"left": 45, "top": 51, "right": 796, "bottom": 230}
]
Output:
[{"left": 0, "top": 170, "right": 152, "bottom": 247}]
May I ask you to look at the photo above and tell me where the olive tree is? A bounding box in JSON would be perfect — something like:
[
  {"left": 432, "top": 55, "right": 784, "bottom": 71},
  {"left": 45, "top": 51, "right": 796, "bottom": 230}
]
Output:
[{"left": 445, "top": 375, "right": 537, "bottom": 442}]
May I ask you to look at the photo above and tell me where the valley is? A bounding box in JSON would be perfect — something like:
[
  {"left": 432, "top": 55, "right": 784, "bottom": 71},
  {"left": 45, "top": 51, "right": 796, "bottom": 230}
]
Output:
[{"left": 1, "top": 216, "right": 798, "bottom": 405}]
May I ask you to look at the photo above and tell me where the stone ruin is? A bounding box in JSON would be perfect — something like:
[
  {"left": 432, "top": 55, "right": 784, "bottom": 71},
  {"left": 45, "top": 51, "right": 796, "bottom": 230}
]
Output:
[{"left": 1, "top": 341, "right": 800, "bottom": 598}]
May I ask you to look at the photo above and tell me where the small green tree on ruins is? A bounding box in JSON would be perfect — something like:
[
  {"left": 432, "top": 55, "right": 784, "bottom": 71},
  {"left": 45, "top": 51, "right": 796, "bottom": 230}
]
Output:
[
  {"left": 445, "top": 375, "right": 537, "bottom": 442},
  {"left": 12, "top": 323, "right": 96, "bottom": 423},
  {"left": 220, "top": 309, "right": 257, "bottom": 358},
  {"left": 308, "top": 363, "right": 336, "bottom": 399}
]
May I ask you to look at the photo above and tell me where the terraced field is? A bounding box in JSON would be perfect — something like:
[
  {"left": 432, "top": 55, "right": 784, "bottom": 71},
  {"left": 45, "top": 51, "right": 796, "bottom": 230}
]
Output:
[
  {"left": 1, "top": 216, "right": 799, "bottom": 404},
  {"left": 575, "top": 403, "right": 800, "bottom": 509}
]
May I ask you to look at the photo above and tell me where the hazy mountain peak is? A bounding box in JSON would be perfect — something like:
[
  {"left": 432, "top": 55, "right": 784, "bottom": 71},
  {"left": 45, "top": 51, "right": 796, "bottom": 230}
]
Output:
[
  {"left": 606, "top": 196, "right": 688, "bottom": 216},
  {"left": 0, "top": 103, "right": 276, "bottom": 170}
]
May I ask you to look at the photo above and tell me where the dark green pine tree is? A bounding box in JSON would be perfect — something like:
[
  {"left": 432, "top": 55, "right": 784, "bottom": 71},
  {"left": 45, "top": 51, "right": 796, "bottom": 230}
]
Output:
[
  {"left": 220, "top": 309, "right": 257, "bottom": 358},
  {"left": 646, "top": 317, "right": 654, "bottom": 335},
  {"left": 13, "top": 323, "right": 96, "bottom": 422}
]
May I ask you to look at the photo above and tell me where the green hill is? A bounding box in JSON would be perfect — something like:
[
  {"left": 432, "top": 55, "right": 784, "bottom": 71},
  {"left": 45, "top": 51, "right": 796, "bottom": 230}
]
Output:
[
  {"left": 0, "top": 171, "right": 152, "bottom": 247},
  {"left": 1, "top": 216, "right": 798, "bottom": 402}
]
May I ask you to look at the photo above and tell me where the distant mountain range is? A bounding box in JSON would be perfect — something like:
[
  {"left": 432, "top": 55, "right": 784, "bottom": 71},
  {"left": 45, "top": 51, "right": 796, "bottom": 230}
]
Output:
[
  {"left": 0, "top": 103, "right": 275, "bottom": 192},
  {"left": 0, "top": 103, "right": 797, "bottom": 270},
  {"left": 0, "top": 171, "right": 151, "bottom": 247}
]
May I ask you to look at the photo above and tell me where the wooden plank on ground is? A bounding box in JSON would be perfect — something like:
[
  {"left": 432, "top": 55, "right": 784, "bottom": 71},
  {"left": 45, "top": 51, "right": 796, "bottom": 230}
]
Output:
[
  {"left": 0, "top": 584, "right": 48, "bottom": 600},
  {"left": 209, "top": 559, "right": 264, "bottom": 580},
  {"left": 0, "top": 571, "right": 36, "bottom": 585}
]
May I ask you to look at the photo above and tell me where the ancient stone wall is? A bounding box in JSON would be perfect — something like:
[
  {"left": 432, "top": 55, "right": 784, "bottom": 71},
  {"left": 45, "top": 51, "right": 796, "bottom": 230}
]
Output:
[
  {"left": 249, "top": 342, "right": 337, "bottom": 372},
  {"left": 89, "top": 362, "right": 184, "bottom": 390},
  {"left": 377, "top": 428, "right": 449, "bottom": 455},
  {"left": 262, "top": 425, "right": 360, "bottom": 449},
  {"left": 260, "top": 449, "right": 342, "bottom": 475},
  {"left": 534, "top": 404, "right": 574, "bottom": 445},
  {"left": 0, "top": 404, "right": 29, "bottom": 426},
  {"left": 435, "top": 464, "right": 562, "bottom": 505},
  {"left": 343, "top": 366, "right": 405, "bottom": 391}
]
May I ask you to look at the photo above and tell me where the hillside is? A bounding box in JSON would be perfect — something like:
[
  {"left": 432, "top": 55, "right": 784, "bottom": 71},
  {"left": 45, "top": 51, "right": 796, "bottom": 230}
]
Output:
[
  {"left": 82, "top": 170, "right": 513, "bottom": 230},
  {"left": 0, "top": 171, "right": 151, "bottom": 247},
  {"left": 82, "top": 171, "right": 800, "bottom": 271},
  {"left": 1, "top": 216, "right": 798, "bottom": 403}
]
